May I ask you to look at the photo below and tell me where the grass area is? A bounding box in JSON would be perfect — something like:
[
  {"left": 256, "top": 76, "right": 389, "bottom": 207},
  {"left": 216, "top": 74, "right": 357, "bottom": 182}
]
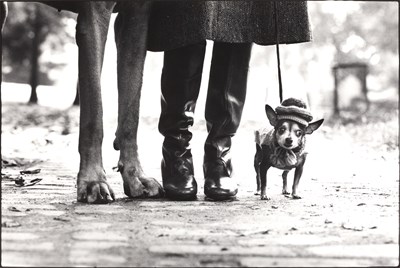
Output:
[
  {"left": 324, "top": 99, "right": 398, "bottom": 153},
  {"left": 2, "top": 99, "right": 398, "bottom": 159}
]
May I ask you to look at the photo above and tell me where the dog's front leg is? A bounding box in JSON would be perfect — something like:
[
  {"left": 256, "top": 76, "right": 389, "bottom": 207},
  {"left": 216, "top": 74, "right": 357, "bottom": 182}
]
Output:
[
  {"left": 282, "top": 170, "right": 290, "bottom": 195},
  {"left": 260, "top": 161, "right": 271, "bottom": 200},
  {"left": 113, "top": 1, "right": 164, "bottom": 198},
  {"left": 292, "top": 156, "right": 306, "bottom": 199},
  {"left": 75, "top": 2, "right": 116, "bottom": 203},
  {"left": 292, "top": 166, "right": 303, "bottom": 199}
]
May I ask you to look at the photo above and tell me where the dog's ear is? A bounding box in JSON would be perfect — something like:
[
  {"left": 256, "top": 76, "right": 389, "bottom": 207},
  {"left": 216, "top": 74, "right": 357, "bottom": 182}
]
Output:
[
  {"left": 305, "top": 119, "right": 324, "bottom": 135},
  {"left": 265, "top": 104, "right": 278, "bottom": 127}
]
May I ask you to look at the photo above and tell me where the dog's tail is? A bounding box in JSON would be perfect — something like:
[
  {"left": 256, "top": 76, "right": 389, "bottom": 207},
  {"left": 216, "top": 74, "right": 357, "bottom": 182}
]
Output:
[{"left": 254, "top": 130, "right": 261, "bottom": 145}]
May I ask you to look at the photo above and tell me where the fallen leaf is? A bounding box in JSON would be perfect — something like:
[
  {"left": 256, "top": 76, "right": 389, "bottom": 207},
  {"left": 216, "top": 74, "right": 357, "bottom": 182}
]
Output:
[
  {"left": 1, "top": 158, "right": 18, "bottom": 167},
  {"left": 20, "top": 169, "right": 41, "bottom": 175},
  {"left": 15, "top": 178, "right": 42, "bottom": 187},
  {"left": 25, "top": 178, "right": 42, "bottom": 186},
  {"left": 341, "top": 223, "right": 363, "bottom": 231},
  {"left": 2, "top": 220, "right": 21, "bottom": 228},
  {"left": 1, "top": 173, "right": 15, "bottom": 180},
  {"left": 14, "top": 175, "right": 25, "bottom": 186},
  {"left": 2, "top": 157, "right": 43, "bottom": 168},
  {"left": 8, "top": 206, "right": 22, "bottom": 212},
  {"left": 53, "top": 217, "right": 70, "bottom": 222}
]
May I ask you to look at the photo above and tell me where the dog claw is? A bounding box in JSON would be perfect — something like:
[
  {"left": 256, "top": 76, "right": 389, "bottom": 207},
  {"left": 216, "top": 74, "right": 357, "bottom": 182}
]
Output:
[
  {"left": 77, "top": 180, "right": 115, "bottom": 204},
  {"left": 123, "top": 179, "right": 146, "bottom": 198},
  {"left": 123, "top": 175, "right": 164, "bottom": 199},
  {"left": 118, "top": 158, "right": 164, "bottom": 198},
  {"left": 139, "top": 177, "right": 165, "bottom": 198}
]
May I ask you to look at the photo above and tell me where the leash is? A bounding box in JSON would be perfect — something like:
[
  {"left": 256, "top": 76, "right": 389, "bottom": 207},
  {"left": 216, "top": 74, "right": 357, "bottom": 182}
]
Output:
[{"left": 274, "top": 1, "right": 283, "bottom": 103}]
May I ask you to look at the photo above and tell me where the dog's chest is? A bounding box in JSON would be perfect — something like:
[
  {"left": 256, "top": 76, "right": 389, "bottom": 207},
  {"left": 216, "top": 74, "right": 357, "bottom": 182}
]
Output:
[{"left": 255, "top": 127, "right": 306, "bottom": 170}]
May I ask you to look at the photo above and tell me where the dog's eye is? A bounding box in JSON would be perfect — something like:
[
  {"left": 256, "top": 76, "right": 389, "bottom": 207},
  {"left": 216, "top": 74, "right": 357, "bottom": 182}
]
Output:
[
  {"left": 278, "top": 127, "right": 286, "bottom": 135},
  {"left": 295, "top": 130, "right": 303, "bottom": 137}
]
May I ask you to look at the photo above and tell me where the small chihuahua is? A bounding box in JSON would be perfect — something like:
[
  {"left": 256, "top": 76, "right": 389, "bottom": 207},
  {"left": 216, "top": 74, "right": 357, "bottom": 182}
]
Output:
[{"left": 254, "top": 98, "right": 324, "bottom": 200}]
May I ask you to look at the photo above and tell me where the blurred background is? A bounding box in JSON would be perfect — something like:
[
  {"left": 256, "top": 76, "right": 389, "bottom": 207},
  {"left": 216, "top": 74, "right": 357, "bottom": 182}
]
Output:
[
  {"left": 1, "top": 1, "right": 398, "bottom": 186},
  {"left": 1, "top": 1, "right": 398, "bottom": 118}
]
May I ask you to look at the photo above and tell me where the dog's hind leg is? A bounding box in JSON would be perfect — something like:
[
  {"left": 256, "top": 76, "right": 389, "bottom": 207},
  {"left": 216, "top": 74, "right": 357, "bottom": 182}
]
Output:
[
  {"left": 75, "top": 2, "right": 117, "bottom": 204},
  {"left": 282, "top": 170, "right": 290, "bottom": 195},
  {"left": 260, "top": 161, "right": 271, "bottom": 200},
  {"left": 113, "top": 1, "right": 164, "bottom": 198},
  {"left": 254, "top": 144, "right": 262, "bottom": 195}
]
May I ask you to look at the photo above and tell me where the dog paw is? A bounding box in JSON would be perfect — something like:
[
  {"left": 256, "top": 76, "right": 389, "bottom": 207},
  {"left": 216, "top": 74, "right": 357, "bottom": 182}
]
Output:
[
  {"left": 282, "top": 190, "right": 290, "bottom": 195},
  {"left": 119, "top": 163, "right": 164, "bottom": 198},
  {"left": 77, "top": 179, "right": 115, "bottom": 204},
  {"left": 123, "top": 178, "right": 146, "bottom": 198},
  {"left": 138, "top": 176, "right": 165, "bottom": 198},
  {"left": 254, "top": 190, "right": 261, "bottom": 196},
  {"left": 292, "top": 194, "right": 302, "bottom": 199},
  {"left": 261, "top": 195, "right": 270, "bottom": 200}
]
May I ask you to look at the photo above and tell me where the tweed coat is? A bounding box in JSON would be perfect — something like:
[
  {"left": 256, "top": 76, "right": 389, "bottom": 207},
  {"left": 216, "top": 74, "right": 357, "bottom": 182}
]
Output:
[{"left": 147, "top": 1, "right": 312, "bottom": 52}]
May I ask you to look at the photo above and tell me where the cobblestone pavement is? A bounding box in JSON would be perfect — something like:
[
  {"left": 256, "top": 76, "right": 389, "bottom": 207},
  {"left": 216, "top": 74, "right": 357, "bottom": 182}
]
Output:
[{"left": 1, "top": 103, "right": 399, "bottom": 267}]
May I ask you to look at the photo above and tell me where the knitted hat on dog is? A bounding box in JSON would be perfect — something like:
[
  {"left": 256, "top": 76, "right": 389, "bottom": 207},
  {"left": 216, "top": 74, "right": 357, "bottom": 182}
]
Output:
[{"left": 275, "top": 98, "right": 313, "bottom": 126}]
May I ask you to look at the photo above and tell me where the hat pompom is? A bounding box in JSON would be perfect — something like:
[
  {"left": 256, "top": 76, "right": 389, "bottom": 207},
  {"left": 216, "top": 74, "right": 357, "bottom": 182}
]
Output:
[
  {"left": 281, "top": 98, "right": 308, "bottom": 109},
  {"left": 275, "top": 98, "right": 313, "bottom": 125}
]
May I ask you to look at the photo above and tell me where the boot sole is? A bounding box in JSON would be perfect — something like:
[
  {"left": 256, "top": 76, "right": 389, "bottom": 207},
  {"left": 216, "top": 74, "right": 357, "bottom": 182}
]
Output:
[
  {"left": 204, "top": 189, "right": 237, "bottom": 201},
  {"left": 165, "top": 190, "right": 197, "bottom": 201}
]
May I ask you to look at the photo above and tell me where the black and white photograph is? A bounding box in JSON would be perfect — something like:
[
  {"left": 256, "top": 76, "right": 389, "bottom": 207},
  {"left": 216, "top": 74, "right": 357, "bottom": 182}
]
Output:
[{"left": 1, "top": 0, "right": 398, "bottom": 267}]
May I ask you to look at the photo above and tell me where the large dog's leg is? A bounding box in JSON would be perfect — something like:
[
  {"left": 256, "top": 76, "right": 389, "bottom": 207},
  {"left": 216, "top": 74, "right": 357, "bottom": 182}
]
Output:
[
  {"left": 113, "top": 1, "right": 164, "bottom": 198},
  {"left": 75, "top": 2, "right": 116, "bottom": 203}
]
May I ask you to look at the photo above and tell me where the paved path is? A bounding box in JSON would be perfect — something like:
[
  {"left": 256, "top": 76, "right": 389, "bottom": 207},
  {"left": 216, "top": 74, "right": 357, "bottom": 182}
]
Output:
[{"left": 1, "top": 104, "right": 399, "bottom": 267}]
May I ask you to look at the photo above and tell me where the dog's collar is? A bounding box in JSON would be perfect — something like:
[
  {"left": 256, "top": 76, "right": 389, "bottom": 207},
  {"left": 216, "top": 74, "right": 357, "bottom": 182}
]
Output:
[
  {"left": 292, "top": 146, "right": 303, "bottom": 154},
  {"left": 272, "top": 139, "right": 303, "bottom": 154}
]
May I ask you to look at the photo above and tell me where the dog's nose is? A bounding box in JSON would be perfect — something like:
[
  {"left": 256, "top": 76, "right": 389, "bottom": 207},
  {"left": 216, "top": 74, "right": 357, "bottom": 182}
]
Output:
[{"left": 285, "top": 138, "right": 293, "bottom": 145}]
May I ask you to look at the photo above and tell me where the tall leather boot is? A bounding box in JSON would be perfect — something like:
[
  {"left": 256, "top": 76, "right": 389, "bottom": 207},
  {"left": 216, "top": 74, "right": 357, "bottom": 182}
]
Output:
[
  {"left": 203, "top": 42, "right": 253, "bottom": 200},
  {"left": 159, "top": 41, "right": 206, "bottom": 200}
]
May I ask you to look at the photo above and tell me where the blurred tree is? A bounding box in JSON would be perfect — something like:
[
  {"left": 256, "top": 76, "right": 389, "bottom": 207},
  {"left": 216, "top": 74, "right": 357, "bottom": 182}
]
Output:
[
  {"left": 309, "top": 2, "right": 398, "bottom": 90},
  {"left": 2, "top": 2, "right": 75, "bottom": 104}
]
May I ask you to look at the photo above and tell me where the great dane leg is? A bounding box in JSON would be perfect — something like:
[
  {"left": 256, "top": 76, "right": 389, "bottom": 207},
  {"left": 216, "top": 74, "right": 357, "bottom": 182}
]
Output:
[
  {"left": 114, "top": 1, "right": 164, "bottom": 198},
  {"left": 75, "top": 2, "right": 116, "bottom": 203}
]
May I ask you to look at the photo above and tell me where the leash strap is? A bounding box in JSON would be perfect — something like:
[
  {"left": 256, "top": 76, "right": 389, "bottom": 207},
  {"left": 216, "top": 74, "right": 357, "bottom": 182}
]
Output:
[{"left": 274, "top": 1, "right": 283, "bottom": 103}]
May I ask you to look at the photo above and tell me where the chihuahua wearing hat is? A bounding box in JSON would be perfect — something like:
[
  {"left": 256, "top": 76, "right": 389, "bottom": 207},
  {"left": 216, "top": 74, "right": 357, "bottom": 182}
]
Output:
[{"left": 254, "top": 98, "right": 324, "bottom": 200}]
